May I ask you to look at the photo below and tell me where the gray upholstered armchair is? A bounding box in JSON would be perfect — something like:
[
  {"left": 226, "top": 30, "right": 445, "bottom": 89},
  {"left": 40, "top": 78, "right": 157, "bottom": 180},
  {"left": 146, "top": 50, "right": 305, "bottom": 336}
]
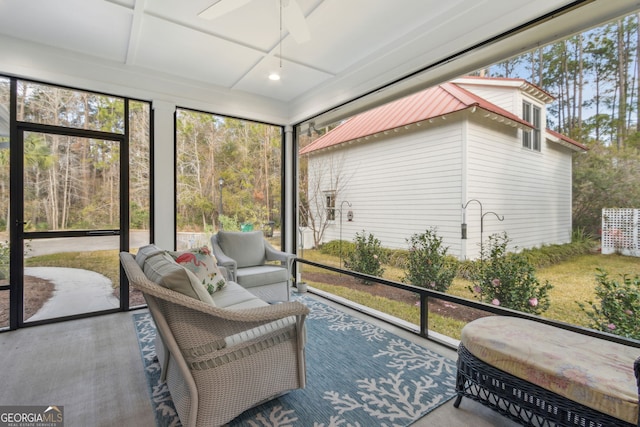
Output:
[{"left": 211, "top": 230, "right": 296, "bottom": 302}]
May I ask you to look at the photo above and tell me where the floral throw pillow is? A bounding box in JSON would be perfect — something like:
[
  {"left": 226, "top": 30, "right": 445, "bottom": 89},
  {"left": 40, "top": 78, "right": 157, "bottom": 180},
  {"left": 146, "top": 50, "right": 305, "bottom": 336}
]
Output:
[{"left": 170, "top": 246, "right": 226, "bottom": 294}]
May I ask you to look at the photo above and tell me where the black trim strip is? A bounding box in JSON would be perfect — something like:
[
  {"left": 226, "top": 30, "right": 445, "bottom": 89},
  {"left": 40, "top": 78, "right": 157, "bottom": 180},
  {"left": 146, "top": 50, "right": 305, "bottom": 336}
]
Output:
[
  {"left": 176, "top": 105, "right": 283, "bottom": 128},
  {"left": 22, "top": 308, "right": 121, "bottom": 328},
  {"left": 24, "top": 230, "right": 120, "bottom": 239},
  {"left": 16, "top": 121, "right": 125, "bottom": 142},
  {"left": 149, "top": 105, "right": 155, "bottom": 245},
  {"left": 9, "top": 77, "right": 20, "bottom": 331},
  {"left": 121, "top": 99, "right": 131, "bottom": 311},
  {"left": 5, "top": 75, "right": 149, "bottom": 108}
]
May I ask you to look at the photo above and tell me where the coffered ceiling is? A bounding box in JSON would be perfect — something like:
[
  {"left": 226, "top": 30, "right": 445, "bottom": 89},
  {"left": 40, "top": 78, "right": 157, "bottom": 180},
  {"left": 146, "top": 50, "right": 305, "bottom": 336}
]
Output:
[{"left": 0, "top": 0, "right": 639, "bottom": 123}]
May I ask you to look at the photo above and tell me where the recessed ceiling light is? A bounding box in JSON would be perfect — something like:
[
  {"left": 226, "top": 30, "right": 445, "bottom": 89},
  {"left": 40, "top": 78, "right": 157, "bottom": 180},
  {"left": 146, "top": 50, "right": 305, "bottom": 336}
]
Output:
[{"left": 268, "top": 73, "right": 281, "bottom": 81}]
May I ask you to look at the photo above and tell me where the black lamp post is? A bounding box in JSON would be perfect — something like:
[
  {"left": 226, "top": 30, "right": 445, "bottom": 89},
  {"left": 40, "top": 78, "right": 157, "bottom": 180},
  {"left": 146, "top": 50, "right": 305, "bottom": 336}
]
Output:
[
  {"left": 339, "top": 200, "right": 352, "bottom": 269},
  {"left": 218, "top": 178, "right": 224, "bottom": 229},
  {"left": 462, "top": 198, "right": 504, "bottom": 259}
]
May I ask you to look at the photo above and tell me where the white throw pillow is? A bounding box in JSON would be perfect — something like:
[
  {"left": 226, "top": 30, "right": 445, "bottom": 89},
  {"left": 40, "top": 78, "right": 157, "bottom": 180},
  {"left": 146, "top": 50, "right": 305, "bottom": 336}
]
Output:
[{"left": 170, "top": 246, "right": 227, "bottom": 295}]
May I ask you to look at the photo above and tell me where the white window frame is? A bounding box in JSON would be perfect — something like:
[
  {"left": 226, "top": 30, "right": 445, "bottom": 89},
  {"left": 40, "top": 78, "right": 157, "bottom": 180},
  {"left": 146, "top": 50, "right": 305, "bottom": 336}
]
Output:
[
  {"left": 522, "top": 100, "right": 541, "bottom": 152},
  {"left": 324, "top": 190, "right": 336, "bottom": 221}
]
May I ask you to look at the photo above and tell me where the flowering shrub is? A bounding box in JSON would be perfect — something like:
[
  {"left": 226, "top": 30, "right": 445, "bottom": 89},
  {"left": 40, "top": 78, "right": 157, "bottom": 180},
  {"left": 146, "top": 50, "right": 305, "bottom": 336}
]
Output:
[
  {"left": 345, "top": 231, "right": 386, "bottom": 283},
  {"left": 469, "top": 233, "right": 553, "bottom": 315},
  {"left": 577, "top": 269, "right": 640, "bottom": 340},
  {"left": 403, "top": 228, "right": 458, "bottom": 292}
]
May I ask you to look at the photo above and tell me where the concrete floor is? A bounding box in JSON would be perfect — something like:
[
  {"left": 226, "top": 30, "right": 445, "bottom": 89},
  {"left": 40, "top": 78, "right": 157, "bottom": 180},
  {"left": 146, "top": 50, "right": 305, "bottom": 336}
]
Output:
[
  {"left": 0, "top": 293, "right": 520, "bottom": 427},
  {"left": 0, "top": 310, "right": 155, "bottom": 427}
]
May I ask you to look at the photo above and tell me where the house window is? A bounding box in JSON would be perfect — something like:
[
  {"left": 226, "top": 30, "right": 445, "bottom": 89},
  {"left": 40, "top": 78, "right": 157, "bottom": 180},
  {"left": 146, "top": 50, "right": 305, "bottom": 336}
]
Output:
[
  {"left": 522, "top": 101, "right": 541, "bottom": 151},
  {"left": 325, "top": 190, "right": 336, "bottom": 221}
]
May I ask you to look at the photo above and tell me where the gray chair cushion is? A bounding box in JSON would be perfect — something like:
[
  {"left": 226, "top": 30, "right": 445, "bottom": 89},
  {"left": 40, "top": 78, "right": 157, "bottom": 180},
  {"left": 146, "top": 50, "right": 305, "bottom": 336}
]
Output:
[
  {"left": 217, "top": 231, "right": 265, "bottom": 268},
  {"left": 135, "top": 243, "right": 164, "bottom": 268},
  {"left": 236, "top": 265, "right": 288, "bottom": 288},
  {"left": 211, "top": 281, "right": 265, "bottom": 308}
]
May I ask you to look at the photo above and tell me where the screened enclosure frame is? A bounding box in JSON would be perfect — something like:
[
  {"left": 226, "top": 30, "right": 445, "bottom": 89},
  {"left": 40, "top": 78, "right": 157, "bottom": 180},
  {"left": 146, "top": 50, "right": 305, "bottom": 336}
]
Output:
[{"left": 1, "top": 75, "right": 153, "bottom": 331}]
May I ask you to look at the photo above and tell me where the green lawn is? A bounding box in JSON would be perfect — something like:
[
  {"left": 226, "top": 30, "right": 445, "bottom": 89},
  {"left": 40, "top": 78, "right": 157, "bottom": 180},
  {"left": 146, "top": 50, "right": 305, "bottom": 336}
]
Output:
[
  {"left": 300, "top": 250, "right": 640, "bottom": 339},
  {"left": 26, "top": 249, "right": 121, "bottom": 286},
  {"left": 447, "top": 253, "right": 640, "bottom": 326}
]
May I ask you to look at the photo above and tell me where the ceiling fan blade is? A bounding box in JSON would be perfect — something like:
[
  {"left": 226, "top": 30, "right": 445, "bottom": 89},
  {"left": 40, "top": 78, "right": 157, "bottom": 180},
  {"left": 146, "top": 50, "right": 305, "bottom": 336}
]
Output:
[
  {"left": 198, "top": 0, "right": 252, "bottom": 20},
  {"left": 281, "top": 0, "right": 310, "bottom": 44}
]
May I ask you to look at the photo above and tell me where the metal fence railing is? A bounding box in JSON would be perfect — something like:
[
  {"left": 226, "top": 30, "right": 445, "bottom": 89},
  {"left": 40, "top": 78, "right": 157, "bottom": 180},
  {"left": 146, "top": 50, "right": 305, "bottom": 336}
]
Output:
[{"left": 295, "top": 258, "right": 640, "bottom": 350}]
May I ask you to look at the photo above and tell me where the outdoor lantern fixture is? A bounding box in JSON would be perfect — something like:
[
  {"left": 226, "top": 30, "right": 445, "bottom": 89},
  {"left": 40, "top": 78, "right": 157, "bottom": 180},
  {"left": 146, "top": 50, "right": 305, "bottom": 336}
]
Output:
[
  {"left": 462, "top": 199, "right": 482, "bottom": 240},
  {"left": 461, "top": 199, "right": 504, "bottom": 253}
]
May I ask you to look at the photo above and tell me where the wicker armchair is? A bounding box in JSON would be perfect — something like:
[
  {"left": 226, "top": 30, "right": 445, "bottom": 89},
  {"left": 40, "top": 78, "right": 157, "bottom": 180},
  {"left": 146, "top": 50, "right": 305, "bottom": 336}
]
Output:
[{"left": 120, "top": 252, "right": 309, "bottom": 427}]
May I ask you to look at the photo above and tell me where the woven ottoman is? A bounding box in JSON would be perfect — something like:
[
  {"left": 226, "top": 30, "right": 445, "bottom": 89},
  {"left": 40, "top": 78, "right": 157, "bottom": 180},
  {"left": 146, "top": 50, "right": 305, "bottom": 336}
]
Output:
[{"left": 454, "top": 316, "right": 640, "bottom": 427}]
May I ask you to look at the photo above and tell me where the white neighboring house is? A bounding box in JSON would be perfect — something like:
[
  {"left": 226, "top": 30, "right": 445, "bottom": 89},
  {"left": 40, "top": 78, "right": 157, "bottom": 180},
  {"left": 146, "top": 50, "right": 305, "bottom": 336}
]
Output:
[{"left": 299, "top": 76, "right": 587, "bottom": 260}]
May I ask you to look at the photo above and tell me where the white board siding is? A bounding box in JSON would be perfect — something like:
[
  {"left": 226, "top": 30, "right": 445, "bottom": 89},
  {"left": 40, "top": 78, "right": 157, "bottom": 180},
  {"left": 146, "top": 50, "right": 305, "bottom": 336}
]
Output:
[
  {"left": 311, "top": 120, "right": 463, "bottom": 253},
  {"left": 305, "top": 103, "right": 575, "bottom": 260},
  {"left": 457, "top": 84, "right": 518, "bottom": 112},
  {"left": 464, "top": 116, "right": 572, "bottom": 258},
  {"left": 458, "top": 82, "right": 549, "bottom": 138}
]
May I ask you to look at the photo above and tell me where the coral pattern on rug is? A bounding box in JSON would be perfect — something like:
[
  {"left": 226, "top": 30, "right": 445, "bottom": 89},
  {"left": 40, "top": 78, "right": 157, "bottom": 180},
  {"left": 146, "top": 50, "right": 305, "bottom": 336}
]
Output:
[{"left": 133, "top": 294, "right": 457, "bottom": 427}]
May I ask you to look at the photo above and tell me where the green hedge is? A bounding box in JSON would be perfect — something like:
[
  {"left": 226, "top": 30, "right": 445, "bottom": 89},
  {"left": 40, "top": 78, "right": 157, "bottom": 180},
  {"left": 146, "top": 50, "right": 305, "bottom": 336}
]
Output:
[
  {"left": 319, "top": 240, "right": 408, "bottom": 268},
  {"left": 319, "top": 240, "right": 355, "bottom": 258},
  {"left": 520, "top": 239, "right": 597, "bottom": 268},
  {"left": 322, "top": 233, "right": 597, "bottom": 276}
]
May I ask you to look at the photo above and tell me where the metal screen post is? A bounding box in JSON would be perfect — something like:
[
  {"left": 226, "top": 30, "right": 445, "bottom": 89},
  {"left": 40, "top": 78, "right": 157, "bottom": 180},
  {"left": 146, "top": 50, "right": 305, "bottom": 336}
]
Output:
[{"left": 420, "top": 293, "right": 428, "bottom": 338}]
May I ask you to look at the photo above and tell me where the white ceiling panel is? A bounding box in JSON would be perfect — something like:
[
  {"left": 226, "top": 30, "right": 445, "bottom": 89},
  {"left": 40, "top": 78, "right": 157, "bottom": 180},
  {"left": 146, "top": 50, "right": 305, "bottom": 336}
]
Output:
[
  {"left": 234, "top": 54, "right": 333, "bottom": 101},
  {"left": 284, "top": 0, "right": 469, "bottom": 74},
  {"left": 146, "top": 0, "right": 316, "bottom": 53},
  {"left": 0, "top": 0, "right": 132, "bottom": 62},
  {"left": 133, "top": 14, "right": 264, "bottom": 87}
]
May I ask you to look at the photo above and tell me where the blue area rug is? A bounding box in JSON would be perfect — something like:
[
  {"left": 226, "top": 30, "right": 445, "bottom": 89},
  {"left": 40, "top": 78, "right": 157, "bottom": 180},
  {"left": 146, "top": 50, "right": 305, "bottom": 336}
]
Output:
[{"left": 133, "top": 294, "right": 457, "bottom": 426}]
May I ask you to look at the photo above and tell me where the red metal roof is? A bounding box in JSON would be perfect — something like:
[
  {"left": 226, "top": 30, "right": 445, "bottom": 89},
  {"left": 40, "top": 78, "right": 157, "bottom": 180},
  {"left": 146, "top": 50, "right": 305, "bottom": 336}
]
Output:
[
  {"left": 300, "top": 81, "right": 567, "bottom": 155},
  {"left": 546, "top": 128, "right": 587, "bottom": 151}
]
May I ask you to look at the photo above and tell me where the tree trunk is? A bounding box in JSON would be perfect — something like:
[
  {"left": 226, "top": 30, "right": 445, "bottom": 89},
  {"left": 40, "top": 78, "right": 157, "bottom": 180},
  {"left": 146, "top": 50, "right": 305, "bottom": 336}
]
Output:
[
  {"left": 617, "top": 19, "right": 627, "bottom": 149},
  {"left": 637, "top": 13, "right": 640, "bottom": 131},
  {"left": 577, "top": 34, "right": 584, "bottom": 131}
]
